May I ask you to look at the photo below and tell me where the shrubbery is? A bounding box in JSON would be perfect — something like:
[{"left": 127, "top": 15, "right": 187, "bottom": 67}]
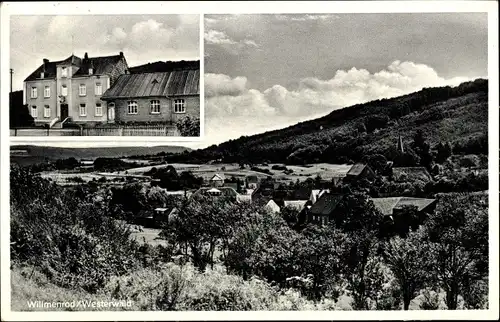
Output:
[{"left": 176, "top": 116, "right": 200, "bottom": 137}]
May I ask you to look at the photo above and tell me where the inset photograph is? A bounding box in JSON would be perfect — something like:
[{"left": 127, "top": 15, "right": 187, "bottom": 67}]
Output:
[{"left": 9, "top": 15, "right": 200, "bottom": 137}]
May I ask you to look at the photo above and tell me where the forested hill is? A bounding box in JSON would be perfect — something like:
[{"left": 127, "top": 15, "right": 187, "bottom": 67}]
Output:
[
  {"left": 129, "top": 60, "right": 200, "bottom": 73},
  {"left": 10, "top": 145, "right": 191, "bottom": 166},
  {"left": 168, "top": 79, "right": 488, "bottom": 165}
]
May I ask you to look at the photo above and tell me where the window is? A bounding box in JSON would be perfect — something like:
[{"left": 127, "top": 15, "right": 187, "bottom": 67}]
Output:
[
  {"left": 31, "top": 87, "right": 37, "bottom": 98},
  {"left": 95, "top": 83, "right": 102, "bottom": 95},
  {"left": 95, "top": 103, "right": 103, "bottom": 116},
  {"left": 61, "top": 67, "right": 68, "bottom": 78},
  {"left": 44, "top": 105, "right": 51, "bottom": 118},
  {"left": 88, "top": 68, "right": 93, "bottom": 75},
  {"left": 31, "top": 106, "right": 37, "bottom": 118},
  {"left": 127, "top": 101, "right": 138, "bottom": 114},
  {"left": 173, "top": 99, "right": 185, "bottom": 113},
  {"left": 150, "top": 100, "right": 161, "bottom": 114},
  {"left": 61, "top": 85, "right": 68, "bottom": 97},
  {"left": 79, "top": 104, "right": 87, "bottom": 116},
  {"left": 79, "top": 84, "right": 86, "bottom": 96},
  {"left": 44, "top": 86, "right": 50, "bottom": 98}
]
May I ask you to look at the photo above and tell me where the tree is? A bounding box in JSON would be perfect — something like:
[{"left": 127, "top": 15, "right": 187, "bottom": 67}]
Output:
[
  {"left": 296, "top": 226, "right": 350, "bottom": 300},
  {"left": 176, "top": 116, "right": 200, "bottom": 137},
  {"left": 362, "top": 154, "right": 388, "bottom": 175},
  {"left": 342, "top": 230, "right": 384, "bottom": 310},
  {"left": 225, "top": 210, "right": 302, "bottom": 285},
  {"left": 163, "top": 195, "right": 253, "bottom": 271},
  {"left": 412, "top": 129, "right": 433, "bottom": 169},
  {"left": 10, "top": 90, "right": 34, "bottom": 128},
  {"left": 424, "top": 193, "right": 488, "bottom": 309},
  {"left": 381, "top": 229, "right": 432, "bottom": 310},
  {"left": 435, "top": 142, "right": 453, "bottom": 164}
]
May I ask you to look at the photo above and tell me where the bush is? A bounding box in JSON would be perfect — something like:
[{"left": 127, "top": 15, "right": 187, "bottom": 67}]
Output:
[
  {"left": 176, "top": 116, "right": 200, "bottom": 137},
  {"left": 10, "top": 165, "right": 142, "bottom": 293}
]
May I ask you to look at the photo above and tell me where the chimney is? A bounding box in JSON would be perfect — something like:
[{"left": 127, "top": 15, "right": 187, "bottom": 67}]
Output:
[
  {"left": 84, "top": 52, "right": 89, "bottom": 60},
  {"left": 41, "top": 59, "right": 48, "bottom": 78},
  {"left": 88, "top": 60, "right": 94, "bottom": 75},
  {"left": 119, "top": 51, "right": 123, "bottom": 57}
]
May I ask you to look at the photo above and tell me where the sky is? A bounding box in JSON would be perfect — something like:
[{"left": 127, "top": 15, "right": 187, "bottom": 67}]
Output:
[
  {"left": 9, "top": 13, "right": 489, "bottom": 150},
  {"left": 10, "top": 15, "right": 200, "bottom": 91},
  {"left": 203, "top": 13, "right": 488, "bottom": 148}
]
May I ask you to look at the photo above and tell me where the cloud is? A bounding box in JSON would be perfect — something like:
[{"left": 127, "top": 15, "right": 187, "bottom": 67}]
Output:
[
  {"left": 205, "top": 73, "right": 248, "bottom": 97},
  {"left": 204, "top": 29, "right": 236, "bottom": 45},
  {"left": 205, "top": 61, "right": 475, "bottom": 120},
  {"left": 204, "top": 29, "right": 260, "bottom": 51},
  {"left": 243, "top": 39, "right": 259, "bottom": 48}
]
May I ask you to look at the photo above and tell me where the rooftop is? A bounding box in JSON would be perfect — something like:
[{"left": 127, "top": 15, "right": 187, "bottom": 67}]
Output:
[{"left": 102, "top": 69, "right": 200, "bottom": 99}]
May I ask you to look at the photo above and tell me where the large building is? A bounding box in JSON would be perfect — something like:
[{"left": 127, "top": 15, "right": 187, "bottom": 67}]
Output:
[
  {"left": 101, "top": 68, "right": 200, "bottom": 124},
  {"left": 23, "top": 52, "right": 129, "bottom": 126}
]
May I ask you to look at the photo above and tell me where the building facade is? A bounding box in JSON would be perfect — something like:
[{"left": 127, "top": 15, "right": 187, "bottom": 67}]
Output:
[
  {"left": 101, "top": 69, "right": 200, "bottom": 124},
  {"left": 23, "top": 52, "right": 129, "bottom": 126}
]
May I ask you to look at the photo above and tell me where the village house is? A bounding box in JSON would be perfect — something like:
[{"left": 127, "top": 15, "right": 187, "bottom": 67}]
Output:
[
  {"left": 245, "top": 175, "right": 259, "bottom": 189},
  {"left": 345, "top": 163, "right": 376, "bottom": 181},
  {"left": 23, "top": 52, "right": 129, "bottom": 127},
  {"left": 306, "top": 193, "right": 345, "bottom": 225},
  {"left": 264, "top": 199, "right": 281, "bottom": 213},
  {"left": 191, "top": 186, "right": 240, "bottom": 202},
  {"left": 153, "top": 206, "right": 179, "bottom": 226},
  {"left": 101, "top": 67, "right": 200, "bottom": 124},
  {"left": 209, "top": 174, "right": 225, "bottom": 187},
  {"left": 369, "top": 197, "right": 437, "bottom": 219}
]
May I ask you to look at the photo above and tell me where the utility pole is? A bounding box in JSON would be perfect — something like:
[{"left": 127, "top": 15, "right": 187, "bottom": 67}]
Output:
[{"left": 10, "top": 68, "right": 13, "bottom": 93}]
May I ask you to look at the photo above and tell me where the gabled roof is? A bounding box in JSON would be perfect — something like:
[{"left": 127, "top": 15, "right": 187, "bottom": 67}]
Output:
[
  {"left": 309, "top": 193, "right": 345, "bottom": 216},
  {"left": 283, "top": 200, "right": 308, "bottom": 212},
  {"left": 24, "top": 54, "right": 124, "bottom": 82},
  {"left": 210, "top": 173, "right": 225, "bottom": 181},
  {"left": 392, "top": 167, "right": 432, "bottom": 183},
  {"left": 264, "top": 200, "right": 281, "bottom": 213},
  {"left": 24, "top": 55, "right": 81, "bottom": 81},
  {"left": 193, "top": 186, "right": 238, "bottom": 198},
  {"left": 310, "top": 189, "right": 330, "bottom": 203},
  {"left": 73, "top": 54, "right": 124, "bottom": 77},
  {"left": 370, "top": 197, "right": 436, "bottom": 215},
  {"left": 101, "top": 69, "right": 200, "bottom": 99},
  {"left": 347, "top": 163, "right": 369, "bottom": 176}
]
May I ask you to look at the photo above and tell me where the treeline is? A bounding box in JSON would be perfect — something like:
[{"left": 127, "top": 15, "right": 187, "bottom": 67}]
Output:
[{"left": 165, "top": 79, "right": 487, "bottom": 165}]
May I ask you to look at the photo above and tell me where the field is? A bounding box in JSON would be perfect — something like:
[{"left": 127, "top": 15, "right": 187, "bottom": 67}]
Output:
[{"left": 150, "top": 162, "right": 353, "bottom": 182}]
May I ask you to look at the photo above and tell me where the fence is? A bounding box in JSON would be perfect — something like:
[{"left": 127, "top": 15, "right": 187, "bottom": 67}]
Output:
[{"left": 10, "top": 125, "right": 181, "bottom": 137}]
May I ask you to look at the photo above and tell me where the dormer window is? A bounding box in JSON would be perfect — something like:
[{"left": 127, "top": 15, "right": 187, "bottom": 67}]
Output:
[
  {"left": 40, "top": 72, "right": 45, "bottom": 79},
  {"left": 61, "top": 67, "right": 68, "bottom": 78}
]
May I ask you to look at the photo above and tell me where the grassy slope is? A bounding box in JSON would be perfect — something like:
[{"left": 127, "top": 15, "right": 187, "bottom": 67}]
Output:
[{"left": 177, "top": 79, "right": 487, "bottom": 164}]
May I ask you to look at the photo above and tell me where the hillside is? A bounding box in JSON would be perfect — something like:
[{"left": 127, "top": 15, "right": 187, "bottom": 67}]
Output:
[
  {"left": 10, "top": 145, "right": 191, "bottom": 166},
  {"left": 168, "top": 79, "right": 488, "bottom": 165},
  {"left": 129, "top": 60, "right": 200, "bottom": 73}
]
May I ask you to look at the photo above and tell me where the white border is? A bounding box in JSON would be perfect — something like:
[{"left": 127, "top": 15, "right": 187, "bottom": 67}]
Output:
[{"left": 1, "top": 1, "right": 499, "bottom": 321}]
